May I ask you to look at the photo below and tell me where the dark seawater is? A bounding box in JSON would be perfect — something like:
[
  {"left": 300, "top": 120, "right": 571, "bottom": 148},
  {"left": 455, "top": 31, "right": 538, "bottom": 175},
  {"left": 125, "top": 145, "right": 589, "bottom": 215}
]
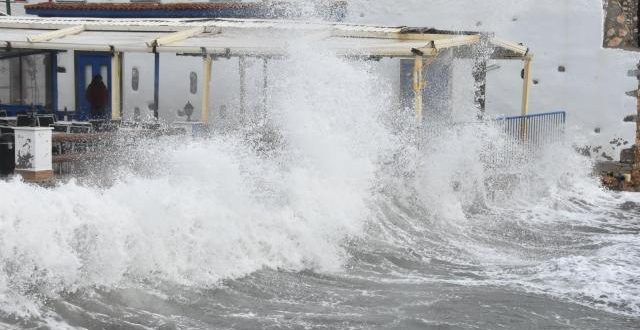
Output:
[
  {"left": 1, "top": 155, "right": 638, "bottom": 329},
  {"left": 1, "top": 46, "right": 639, "bottom": 330}
]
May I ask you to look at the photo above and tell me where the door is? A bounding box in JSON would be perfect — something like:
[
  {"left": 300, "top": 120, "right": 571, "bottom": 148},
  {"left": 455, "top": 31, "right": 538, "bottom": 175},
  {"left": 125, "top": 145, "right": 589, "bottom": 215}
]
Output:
[{"left": 75, "top": 52, "right": 111, "bottom": 120}]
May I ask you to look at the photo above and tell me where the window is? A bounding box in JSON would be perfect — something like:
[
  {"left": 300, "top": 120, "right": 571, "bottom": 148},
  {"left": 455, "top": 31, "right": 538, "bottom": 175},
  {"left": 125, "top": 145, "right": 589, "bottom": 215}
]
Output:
[
  {"left": 131, "top": 67, "right": 139, "bottom": 91},
  {"left": 190, "top": 72, "right": 198, "bottom": 94}
]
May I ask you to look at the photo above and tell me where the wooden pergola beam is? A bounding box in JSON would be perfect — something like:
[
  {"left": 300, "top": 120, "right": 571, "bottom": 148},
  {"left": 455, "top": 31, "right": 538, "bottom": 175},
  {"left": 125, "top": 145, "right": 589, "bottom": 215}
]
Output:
[
  {"left": 149, "top": 26, "right": 216, "bottom": 48},
  {"left": 432, "top": 34, "right": 481, "bottom": 50},
  {"left": 490, "top": 37, "right": 528, "bottom": 56},
  {"left": 26, "top": 25, "right": 84, "bottom": 43}
]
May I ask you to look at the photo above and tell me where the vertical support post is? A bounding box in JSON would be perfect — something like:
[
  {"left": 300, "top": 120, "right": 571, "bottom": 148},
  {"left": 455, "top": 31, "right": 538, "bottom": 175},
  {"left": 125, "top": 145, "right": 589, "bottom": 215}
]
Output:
[
  {"left": 262, "top": 57, "right": 268, "bottom": 112},
  {"left": 153, "top": 52, "right": 159, "bottom": 118},
  {"left": 50, "top": 51, "right": 58, "bottom": 113},
  {"left": 520, "top": 54, "right": 533, "bottom": 142},
  {"left": 5, "top": 0, "right": 10, "bottom": 16},
  {"left": 201, "top": 54, "right": 212, "bottom": 124},
  {"left": 18, "top": 55, "right": 23, "bottom": 105},
  {"left": 239, "top": 56, "right": 247, "bottom": 118},
  {"left": 633, "top": 61, "right": 640, "bottom": 187},
  {"left": 412, "top": 55, "right": 425, "bottom": 124},
  {"left": 521, "top": 54, "right": 533, "bottom": 116},
  {"left": 111, "top": 51, "right": 122, "bottom": 120},
  {"left": 473, "top": 59, "right": 487, "bottom": 118}
]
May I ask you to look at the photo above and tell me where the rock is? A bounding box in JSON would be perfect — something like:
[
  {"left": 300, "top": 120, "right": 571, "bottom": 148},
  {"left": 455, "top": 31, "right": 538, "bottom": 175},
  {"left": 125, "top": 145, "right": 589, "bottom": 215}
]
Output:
[
  {"left": 608, "top": 37, "right": 623, "bottom": 47},
  {"left": 621, "top": 145, "right": 637, "bottom": 164},
  {"left": 619, "top": 28, "right": 629, "bottom": 37},
  {"left": 602, "top": 175, "right": 621, "bottom": 190}
]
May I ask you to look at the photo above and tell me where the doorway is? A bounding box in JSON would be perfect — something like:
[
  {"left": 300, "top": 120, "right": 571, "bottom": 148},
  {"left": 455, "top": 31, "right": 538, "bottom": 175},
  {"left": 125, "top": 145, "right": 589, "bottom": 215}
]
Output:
[{"left": 75, "top": 52, "right": 111, "bottom": 120}]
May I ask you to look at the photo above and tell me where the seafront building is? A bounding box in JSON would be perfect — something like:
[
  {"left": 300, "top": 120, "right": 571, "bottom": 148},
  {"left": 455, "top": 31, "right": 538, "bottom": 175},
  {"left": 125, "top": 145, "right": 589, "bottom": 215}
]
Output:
[{"left": 0, "top": 0, "right": 638, "bottom": 188}]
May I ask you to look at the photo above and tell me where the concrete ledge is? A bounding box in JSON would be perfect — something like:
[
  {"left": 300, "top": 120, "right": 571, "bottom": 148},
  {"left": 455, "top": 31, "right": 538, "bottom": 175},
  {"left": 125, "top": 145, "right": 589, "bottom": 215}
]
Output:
[{"left": 16, "top": 169, "right": 53, "bottom": 182}]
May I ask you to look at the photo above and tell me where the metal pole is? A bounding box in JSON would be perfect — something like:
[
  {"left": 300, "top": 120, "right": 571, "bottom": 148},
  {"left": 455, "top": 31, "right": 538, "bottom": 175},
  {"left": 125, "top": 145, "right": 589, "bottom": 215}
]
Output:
[{"left": 5, "top": 0, "right": 10, "bottom": 16}]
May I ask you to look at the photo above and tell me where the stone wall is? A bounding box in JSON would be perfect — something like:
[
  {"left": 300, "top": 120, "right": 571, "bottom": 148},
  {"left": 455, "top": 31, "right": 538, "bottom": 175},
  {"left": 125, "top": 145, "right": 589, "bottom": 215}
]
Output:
[{"left": 603, "top": 0, "right": 639, "bottom": 48}]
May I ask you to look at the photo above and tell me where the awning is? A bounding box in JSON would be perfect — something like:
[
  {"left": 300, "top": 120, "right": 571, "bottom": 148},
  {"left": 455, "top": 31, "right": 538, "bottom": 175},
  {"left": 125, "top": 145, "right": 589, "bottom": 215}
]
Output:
[{"left": 0, "top": 16, "right": 529, "bottom": 59}]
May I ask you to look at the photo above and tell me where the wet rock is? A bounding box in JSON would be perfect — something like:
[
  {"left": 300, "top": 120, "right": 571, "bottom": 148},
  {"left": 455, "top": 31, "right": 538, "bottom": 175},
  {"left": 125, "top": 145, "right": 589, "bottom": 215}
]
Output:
[
  {"left": 619, "top": 201, "right": 639, "bottom": 211},
  {"left": 608, "top": 37, "right": 623, "bottom": 47},
  {"left": 621, "top": 145, "right": 636, "bottom": 164}
]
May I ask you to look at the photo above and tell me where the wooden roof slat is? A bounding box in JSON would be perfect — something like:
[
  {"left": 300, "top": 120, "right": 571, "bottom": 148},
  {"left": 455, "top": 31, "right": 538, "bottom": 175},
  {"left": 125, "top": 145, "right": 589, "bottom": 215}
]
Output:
[
  {"left": 0, "top": 17, "right": 527, "bottom": 59},
  {"left": 147, "top": 26, "right": 221, "bottom": 48},
  {"left": 27, "top": 24, "right": 85, "bottom": 43}
]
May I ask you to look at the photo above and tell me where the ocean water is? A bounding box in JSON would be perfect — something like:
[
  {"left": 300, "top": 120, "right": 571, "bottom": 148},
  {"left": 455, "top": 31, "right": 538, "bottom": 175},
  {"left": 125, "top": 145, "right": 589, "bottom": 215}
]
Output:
[{"left": 1, "top": 21, "right": 640, "bottom": 330}]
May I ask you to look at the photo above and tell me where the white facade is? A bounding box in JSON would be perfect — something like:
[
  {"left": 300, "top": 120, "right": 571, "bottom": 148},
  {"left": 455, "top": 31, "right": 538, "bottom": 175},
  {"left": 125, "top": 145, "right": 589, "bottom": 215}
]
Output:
[
  {"left": 10, "top": 0, "right": 639, "bottom": 160},
  {"left": 347, "top": 0, "right": 639, "bottom": 160}
]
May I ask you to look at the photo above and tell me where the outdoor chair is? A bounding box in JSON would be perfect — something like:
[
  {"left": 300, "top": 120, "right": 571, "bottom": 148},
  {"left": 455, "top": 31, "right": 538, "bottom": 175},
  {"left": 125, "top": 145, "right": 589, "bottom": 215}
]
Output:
[
  {"left": 36, "top": 115, "right": 56, "bottom": 127},
  {"left": 16, "top": 115, "right": 33, "bottom": 127}
]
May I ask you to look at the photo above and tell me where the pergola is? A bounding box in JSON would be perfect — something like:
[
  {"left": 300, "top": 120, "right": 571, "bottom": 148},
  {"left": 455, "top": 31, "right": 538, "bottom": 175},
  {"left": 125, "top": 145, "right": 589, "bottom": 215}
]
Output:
[{"left": 0, "top": 16, "right": 531, "bottom": 124}]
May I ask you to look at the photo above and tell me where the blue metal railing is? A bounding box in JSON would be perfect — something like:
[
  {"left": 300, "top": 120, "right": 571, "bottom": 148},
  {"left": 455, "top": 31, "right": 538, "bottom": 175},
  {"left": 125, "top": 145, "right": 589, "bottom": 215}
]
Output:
[{"left": 496, "top": 111, "right": 566, "bottom": 147}]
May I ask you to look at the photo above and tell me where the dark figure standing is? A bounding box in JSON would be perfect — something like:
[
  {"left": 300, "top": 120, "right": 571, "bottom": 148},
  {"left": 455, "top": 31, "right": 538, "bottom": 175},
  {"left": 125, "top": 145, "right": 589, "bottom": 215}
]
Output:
[{"left": 85, "top": 74, "right": 109, "bottom": 119}]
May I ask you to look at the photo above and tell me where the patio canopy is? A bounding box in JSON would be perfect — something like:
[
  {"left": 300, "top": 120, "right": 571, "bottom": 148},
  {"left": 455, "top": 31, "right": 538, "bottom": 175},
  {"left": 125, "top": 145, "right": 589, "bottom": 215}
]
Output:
[{"left": 0, "top": 16, "right": 528, "bottom": 59}]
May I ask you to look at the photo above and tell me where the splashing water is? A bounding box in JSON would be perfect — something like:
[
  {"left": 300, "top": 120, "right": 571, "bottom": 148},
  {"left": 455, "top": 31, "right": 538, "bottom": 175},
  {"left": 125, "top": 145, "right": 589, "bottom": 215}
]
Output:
[{"left": 1, "top": 26, "right": 640, "bottom": 330}]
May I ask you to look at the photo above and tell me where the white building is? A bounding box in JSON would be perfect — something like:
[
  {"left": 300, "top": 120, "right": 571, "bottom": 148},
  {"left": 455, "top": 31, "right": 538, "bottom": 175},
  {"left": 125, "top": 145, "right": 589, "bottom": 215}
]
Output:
[{"left": 2, "top": 0, "right": 637, "bottom": 160}]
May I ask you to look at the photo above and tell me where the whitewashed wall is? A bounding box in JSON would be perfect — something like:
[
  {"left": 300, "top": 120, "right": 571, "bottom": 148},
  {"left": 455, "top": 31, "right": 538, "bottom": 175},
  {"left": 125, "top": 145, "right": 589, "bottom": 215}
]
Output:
[
  {"left": 346, "top": 0, "right": 640, "bottom": 160},
  {"left": 14, "top": 0, "right": 640, "bottom": 159}
]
